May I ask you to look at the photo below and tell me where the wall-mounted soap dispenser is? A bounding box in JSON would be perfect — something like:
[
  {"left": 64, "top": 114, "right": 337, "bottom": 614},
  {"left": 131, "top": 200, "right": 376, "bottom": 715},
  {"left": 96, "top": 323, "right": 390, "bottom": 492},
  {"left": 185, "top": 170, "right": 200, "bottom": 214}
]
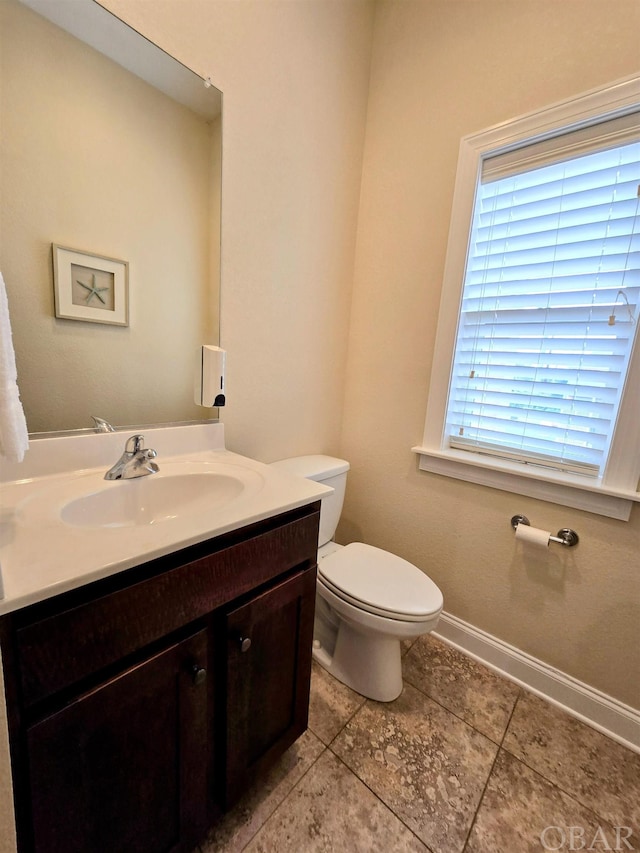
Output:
[{"left": 195, "top": 345, "right": 226, "bottom": 407}]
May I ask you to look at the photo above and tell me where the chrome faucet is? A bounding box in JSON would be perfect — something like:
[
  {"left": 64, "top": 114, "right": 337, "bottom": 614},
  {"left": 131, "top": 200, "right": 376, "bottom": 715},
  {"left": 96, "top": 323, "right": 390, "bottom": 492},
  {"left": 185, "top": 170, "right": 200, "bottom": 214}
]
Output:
[
  {"left": 104, "top": 434, "right": 159, "bottom": 480},
  {"left": 91, "top": 416, "right": 115, "bottom": 433}
]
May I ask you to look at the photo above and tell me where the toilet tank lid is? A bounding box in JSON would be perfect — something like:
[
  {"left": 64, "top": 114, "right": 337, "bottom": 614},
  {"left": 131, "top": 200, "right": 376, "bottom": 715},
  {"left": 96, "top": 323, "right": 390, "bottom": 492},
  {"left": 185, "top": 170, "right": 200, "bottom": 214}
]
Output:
[{"left": 269, "top": 455, "right": 350, "bottom": 482}]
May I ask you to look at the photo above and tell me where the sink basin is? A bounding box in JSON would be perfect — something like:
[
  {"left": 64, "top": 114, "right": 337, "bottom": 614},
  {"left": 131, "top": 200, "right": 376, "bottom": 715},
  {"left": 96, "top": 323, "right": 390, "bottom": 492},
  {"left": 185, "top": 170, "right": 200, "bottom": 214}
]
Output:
[{"left": 62, "top": 473, "right": 248, "bottom": 528}]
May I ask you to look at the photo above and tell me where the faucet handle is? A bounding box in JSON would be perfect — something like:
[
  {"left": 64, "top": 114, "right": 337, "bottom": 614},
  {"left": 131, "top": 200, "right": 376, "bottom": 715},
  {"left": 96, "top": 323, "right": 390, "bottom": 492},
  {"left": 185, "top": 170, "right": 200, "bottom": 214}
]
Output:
[
  {"left": 104, "top": 434, "right": 158, "bottom": 480},
  {"left": 125, "top": 434, "right": 145, "bottom": 454}
]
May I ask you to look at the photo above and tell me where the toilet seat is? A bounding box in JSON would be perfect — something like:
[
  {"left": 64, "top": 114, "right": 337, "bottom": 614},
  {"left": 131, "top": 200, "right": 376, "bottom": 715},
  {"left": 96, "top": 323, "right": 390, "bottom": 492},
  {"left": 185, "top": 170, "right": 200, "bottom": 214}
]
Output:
[{"left": 318, "top": 542, "right": 443, "bottom": 622}]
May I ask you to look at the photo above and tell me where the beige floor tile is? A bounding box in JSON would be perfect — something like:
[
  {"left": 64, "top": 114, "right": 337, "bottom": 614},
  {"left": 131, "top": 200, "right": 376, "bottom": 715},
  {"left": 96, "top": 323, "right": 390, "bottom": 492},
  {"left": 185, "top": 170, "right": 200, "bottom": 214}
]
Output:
[
  {"left": 199, "top": 729, "right": 325, "bottom": 853},
  {"left": 403, "top": 634, "right": 520, "bottom": 743},
  {"left": 244, "top": 749, "right": 429, "bottom": 853},
  {"left": 332, "top": 682, "right": 498, "bottom": 853},
  {"left": 401, "top": 638, "right": 415, "bottom": 655},
  {"left": 308, "top": 660, "right": 367, "bottom": 745},
  {"left": 503, "top": 691, "right": 640, "bottom": 831},
  {"left": 466, "top": 749, "right": 639, "bottom": 853},
  {"left": 197, "top": 651, "right": 638, "bottom": 853}
]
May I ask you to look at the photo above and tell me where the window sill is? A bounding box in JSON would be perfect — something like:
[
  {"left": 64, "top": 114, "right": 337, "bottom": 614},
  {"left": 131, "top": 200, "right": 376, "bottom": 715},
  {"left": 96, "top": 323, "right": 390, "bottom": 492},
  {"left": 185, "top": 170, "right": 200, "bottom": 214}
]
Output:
[{"left": 411, "top": 445, "right": 640, "bottom": 521}]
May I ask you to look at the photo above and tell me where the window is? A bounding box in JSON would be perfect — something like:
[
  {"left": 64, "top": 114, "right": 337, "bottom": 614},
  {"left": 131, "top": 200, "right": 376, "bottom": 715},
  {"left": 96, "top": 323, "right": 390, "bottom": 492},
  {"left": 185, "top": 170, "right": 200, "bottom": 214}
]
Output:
[
  {"left": 414, "top": 75, "right": 640, "bottom": 520},
  {"left": 450, "top": 121, "right": 640, "bottom": 476}
]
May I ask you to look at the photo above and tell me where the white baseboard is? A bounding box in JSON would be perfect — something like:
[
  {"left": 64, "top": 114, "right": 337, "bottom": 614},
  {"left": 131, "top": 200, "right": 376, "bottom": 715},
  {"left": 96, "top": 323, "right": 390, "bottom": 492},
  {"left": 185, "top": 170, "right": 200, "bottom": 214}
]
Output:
[{"left": 433, "top": 612, "right": 640, "bottom": 755}]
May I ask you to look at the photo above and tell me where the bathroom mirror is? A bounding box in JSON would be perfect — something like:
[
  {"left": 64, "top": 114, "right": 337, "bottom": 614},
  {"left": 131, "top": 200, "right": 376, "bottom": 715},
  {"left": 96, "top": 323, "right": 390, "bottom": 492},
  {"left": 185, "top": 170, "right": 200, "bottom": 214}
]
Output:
[{"left": 0, "top": 0, "right": 222, "bottom": 434}]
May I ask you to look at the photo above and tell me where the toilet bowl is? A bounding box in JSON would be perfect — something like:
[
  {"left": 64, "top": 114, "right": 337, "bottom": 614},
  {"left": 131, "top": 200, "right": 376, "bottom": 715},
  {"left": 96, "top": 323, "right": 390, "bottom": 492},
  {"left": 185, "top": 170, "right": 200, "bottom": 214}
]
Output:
[{"left": 269, "top": 456, "right": 443, "bottom": 702}]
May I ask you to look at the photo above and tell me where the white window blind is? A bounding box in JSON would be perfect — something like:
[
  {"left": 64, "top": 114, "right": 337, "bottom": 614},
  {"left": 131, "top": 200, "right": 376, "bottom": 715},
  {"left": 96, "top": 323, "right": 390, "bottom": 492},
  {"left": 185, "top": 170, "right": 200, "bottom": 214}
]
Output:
[{"left": 445, "top": 117, "right": 640, "bottom": 477}]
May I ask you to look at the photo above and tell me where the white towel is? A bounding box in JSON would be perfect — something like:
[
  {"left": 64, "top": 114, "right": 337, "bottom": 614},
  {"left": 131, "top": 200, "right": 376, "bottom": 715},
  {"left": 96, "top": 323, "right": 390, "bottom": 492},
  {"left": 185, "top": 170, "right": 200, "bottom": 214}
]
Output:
[{"left": 0, "top": 272, "right": 29, "bottom": 463}]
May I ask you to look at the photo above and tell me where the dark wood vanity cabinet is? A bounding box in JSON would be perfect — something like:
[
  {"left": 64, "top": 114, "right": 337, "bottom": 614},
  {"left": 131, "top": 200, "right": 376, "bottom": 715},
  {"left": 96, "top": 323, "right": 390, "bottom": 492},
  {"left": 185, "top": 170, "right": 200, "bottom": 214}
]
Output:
[
  {"left": 224, "top": 566, "right": 316, "bottom": 807},
  {"left": 0, "top": 502, "right": 320, "bottom": 853},
  {"left": 26, "top": 629, "right": 209, "bottom": 853}
]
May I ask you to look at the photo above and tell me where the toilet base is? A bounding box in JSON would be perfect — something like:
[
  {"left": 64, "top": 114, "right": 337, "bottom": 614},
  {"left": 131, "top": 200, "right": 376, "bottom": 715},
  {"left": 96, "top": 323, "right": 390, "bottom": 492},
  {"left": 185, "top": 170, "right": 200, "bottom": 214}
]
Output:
[{"left": 313, "top": 620, "right": 404, "bottom": 702}]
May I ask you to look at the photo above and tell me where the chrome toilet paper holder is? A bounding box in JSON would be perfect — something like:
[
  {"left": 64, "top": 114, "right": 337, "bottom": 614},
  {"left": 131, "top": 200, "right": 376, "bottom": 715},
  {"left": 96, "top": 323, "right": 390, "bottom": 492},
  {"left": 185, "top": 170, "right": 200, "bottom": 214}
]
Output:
[{"left": 510, "top": 515, "right": 579, "bottom": 547}]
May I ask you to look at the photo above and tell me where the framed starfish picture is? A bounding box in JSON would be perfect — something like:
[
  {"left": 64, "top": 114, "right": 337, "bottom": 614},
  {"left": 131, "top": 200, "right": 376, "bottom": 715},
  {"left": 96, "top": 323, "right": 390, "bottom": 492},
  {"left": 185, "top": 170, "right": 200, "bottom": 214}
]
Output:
[{"left": 52, "top": 245, "right": 129, "bottom": 326}]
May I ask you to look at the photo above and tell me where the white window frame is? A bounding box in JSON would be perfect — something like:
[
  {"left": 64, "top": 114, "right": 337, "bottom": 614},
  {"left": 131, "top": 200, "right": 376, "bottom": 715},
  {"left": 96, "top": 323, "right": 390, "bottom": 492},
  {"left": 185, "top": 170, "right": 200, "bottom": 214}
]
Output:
[{"left": 413, "top": 74, "right": 640, "bottom": 521}]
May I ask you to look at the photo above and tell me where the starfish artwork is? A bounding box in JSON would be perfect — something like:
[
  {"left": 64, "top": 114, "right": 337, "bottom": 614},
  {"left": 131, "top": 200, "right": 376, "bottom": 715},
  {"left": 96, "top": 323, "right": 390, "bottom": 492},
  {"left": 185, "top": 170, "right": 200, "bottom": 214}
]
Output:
[{"left": 77, "top": 274, "right": 109, "bottom": 305}]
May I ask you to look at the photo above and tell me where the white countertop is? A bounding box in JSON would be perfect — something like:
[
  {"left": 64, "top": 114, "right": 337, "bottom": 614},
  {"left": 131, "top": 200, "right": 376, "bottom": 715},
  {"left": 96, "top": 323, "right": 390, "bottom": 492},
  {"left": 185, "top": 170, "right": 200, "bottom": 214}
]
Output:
[{"left": 0, "top": 423, "right": 329, "bottom": 614}]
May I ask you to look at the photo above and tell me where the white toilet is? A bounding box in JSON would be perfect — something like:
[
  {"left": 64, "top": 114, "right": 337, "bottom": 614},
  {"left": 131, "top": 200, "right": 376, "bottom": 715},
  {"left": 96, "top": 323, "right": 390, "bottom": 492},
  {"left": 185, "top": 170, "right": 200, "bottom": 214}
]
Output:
[{"left": 270, "top": 455, "right": 443, "bottom": 702}]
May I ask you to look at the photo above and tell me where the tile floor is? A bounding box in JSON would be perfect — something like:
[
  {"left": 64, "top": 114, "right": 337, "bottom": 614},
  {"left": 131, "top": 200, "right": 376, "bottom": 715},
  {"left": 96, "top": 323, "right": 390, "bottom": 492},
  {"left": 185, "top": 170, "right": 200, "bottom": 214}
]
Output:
[{"left": 198, "top": 635, "right": 640, "bottom": 853}]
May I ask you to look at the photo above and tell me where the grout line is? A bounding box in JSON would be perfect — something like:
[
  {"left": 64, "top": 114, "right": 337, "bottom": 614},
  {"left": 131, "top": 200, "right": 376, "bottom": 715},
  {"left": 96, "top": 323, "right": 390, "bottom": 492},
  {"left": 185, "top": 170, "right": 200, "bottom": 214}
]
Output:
[
  {"left": 433, "top": 614, "right": 640, "bottom": 754},
  {"left": 501, "top": 690, "right": 639, "bottom": 826},
  {"left": 315, "top": 655, "right": 521, "bottom": 852},
  {"left": 499, "top": 687, "right": 524, "bottom": 748},
  {"left": 327, "top": 742, "right": 437, "bottom": 853},
  {"left": 236, "top": 743, "right": 328, "bottom": 853},
  {"left": 202, "top": 735, "right": 329, "bottom": 853},
  {"left": 319, "top": 694, "right": 368, "bottom": 748},
  {"left": 307, "top": 662, "right": 368, "bottom": 747},
  {"left": 228, "top": 678, "right": 424, "bottom": 850},
  {"left": 324, "top": 672, "right": 519, "bottom": 853},
  {"left": 404, "top": 635, "right": 523, "bottom": 746},
  {"left": 402, "top": 638, "right": 417, "bottom": 657},
  {"left": 308, "top": 702, "right": 366, "bottom": 749},
  {"left": 271, "top": 658, "right": 636, "bottom": 853},
  {"left": 499, "top": 736, "right": 636, "bottom": 832},
  {"left": 483, "top": 747, "right": 634, "bottom": 850},
  {"left": 402, "top": 672, "right": 518, "bottom": 748},
  {"left": 460, "top": 691, "right": 523, "bottom": 853}
]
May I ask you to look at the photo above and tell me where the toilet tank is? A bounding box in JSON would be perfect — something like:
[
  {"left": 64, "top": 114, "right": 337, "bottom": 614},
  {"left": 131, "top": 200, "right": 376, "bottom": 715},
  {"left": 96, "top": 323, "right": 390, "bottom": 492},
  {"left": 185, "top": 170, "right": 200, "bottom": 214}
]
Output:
[{"left": 269, "top": 455, "right": 349, "bottom": 547}]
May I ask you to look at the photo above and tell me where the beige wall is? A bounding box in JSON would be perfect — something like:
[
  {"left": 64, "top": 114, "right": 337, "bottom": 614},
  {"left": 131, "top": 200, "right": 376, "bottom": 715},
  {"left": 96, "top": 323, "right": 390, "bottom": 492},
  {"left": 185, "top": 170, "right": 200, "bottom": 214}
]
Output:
[
  {"left": 0, "top": 0, "right": 219, "bottom": 432},
  {"left": 339, "top": 0, "right": 640, "bottom": 710},
  {"left": 0, "top": 2, "right": 374, "bottom": 847},
  {"left": 50, "top": 0, "right": 640, "bottom": 708},
  {"left": 1, "top": 0, "right": 638, "bottom": 846},
  {"left": 101, "top": 0, "right": 375, "bottom": 461}
]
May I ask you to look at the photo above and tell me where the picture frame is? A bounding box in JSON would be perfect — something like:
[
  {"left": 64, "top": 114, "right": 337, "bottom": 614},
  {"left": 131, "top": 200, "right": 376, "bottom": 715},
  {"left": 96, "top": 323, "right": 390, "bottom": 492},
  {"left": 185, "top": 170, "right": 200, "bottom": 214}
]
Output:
[{"left": 52, "top": 245, "right": 129, "bottom": 326}]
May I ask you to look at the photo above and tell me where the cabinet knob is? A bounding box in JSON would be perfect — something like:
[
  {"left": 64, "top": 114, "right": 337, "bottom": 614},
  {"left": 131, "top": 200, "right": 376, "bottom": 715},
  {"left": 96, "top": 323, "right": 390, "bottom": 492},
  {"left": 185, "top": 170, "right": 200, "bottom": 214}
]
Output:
[
  {"left": 238, "top": 636, "right": 252, "bottom": 653},
  {"left": 190, "top": 664, "right": 207, "bottom": 686}
]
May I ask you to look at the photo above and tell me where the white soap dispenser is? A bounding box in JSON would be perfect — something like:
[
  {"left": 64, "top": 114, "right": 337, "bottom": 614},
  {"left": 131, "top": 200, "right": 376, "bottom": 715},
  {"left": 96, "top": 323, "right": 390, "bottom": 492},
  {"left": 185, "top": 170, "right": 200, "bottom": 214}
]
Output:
[{"left": 195, "top": 345, "right": 226, "bottom": 407}]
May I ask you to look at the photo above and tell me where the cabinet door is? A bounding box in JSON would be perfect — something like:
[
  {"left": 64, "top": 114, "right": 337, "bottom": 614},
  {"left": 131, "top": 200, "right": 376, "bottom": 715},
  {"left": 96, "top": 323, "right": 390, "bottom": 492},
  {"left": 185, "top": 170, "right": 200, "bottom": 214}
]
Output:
[
  {"left": 26, "top": 629, "right": 209, "bottom": 853},
  {"left": 224, "top": 567, "right": 315, "bottom": 806}
]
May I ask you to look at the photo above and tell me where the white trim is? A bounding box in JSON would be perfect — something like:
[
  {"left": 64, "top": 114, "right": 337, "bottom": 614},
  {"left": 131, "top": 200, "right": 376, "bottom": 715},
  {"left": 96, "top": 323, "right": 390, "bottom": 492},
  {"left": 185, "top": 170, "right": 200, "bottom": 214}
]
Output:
[
  {"left": 463, "top": 73, "right": 640, "bottom": 158},
  {"left": 412, "top": 445, "right": 637, "bottom": 521},
  {"left": 420, "top": 73, "right": 640, "bottom": 518},
  {"left": 433, "top": 612, "right": 640, "bottom": 755},
  {"left": 482, "top": 110, "right": 640, "bottom": 181}
]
